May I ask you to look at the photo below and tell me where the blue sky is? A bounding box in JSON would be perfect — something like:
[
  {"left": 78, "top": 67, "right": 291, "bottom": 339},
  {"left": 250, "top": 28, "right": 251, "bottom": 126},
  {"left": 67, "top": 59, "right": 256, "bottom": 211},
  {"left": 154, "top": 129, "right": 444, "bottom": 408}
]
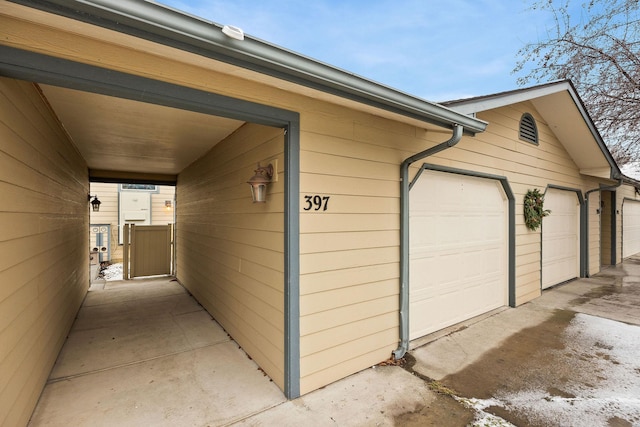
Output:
[{"left": 156, "top": 0, "right": 561, "bottom": 102}]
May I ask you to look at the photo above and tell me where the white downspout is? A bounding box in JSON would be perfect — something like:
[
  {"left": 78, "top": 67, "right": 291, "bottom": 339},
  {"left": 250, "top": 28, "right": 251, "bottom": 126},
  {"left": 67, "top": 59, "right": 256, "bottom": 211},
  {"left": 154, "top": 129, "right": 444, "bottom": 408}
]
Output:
[{"left": 393, "top": 124, "right": 464, "bottom": 359}]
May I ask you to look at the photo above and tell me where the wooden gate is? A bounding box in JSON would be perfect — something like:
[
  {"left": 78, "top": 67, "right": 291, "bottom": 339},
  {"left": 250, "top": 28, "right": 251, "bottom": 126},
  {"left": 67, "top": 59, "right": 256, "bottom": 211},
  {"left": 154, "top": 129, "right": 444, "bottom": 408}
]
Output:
[{"left": 123, "top": 224, "right": 173, "bottom": 279}]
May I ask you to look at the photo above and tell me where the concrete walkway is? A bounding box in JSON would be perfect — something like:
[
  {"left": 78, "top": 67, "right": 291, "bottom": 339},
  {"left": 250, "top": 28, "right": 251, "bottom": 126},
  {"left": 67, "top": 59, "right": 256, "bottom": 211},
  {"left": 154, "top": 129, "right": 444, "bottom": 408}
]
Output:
[
  {"left": 28, "top": 277, "right": 286, "bottom": 426},
  {"left": 29, "top": 258, "right": 640, "bottom": 426}
]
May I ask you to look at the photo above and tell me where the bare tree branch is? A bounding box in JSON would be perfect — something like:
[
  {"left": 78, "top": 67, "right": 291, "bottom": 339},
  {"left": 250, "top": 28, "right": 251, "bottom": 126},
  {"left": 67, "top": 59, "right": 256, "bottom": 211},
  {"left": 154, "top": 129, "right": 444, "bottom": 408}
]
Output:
[{"left": 515, "top": 0, "right": 640, "bottom": 168}]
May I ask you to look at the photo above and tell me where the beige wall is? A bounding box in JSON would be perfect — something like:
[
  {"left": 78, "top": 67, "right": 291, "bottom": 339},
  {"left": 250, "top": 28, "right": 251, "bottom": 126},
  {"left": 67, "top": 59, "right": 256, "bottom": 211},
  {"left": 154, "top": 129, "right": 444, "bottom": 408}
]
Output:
[
  {"left": 601, "top": 191, "right": 613, "bottom": 266},
  {"left": 0, "top": 4, "right": 397, "bottom": 396},
  {"left": 435, "top": 102, "right": 608, "bottom": 304},
  {"left": 0, "top": 3, "right": 621, "bottom": 400},
  {"left": 177, "top": 123, "right": 286, "bottom": 389},
  {"left": 618, "top": 183, "right": 640, "bottom": 263},
  {"left": 89, "top": 183, "right": 175, "bottom": 262},
  {"left": 298, "top": 105, "right": 413, "bottom": 394},
  {"left": 588, "top": 191, "right": 601, "bottom": 276},
  {"left": 0, "top": 78, "right": 89, "bottom": 426}
]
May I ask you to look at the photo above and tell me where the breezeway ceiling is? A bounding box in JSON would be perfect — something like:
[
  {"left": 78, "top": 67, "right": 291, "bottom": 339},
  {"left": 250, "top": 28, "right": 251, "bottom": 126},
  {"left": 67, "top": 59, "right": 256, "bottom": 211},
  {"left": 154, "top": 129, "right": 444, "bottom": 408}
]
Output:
[{"left": 39, "top": 83, "right": 245, "bottom": 179}]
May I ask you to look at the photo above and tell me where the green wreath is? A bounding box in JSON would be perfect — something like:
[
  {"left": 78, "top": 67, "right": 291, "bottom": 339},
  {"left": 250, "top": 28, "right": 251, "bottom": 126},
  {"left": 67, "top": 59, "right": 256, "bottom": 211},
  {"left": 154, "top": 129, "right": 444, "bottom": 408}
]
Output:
[{"left": 524, "top": 189, "right": 550, "bottom": 231}]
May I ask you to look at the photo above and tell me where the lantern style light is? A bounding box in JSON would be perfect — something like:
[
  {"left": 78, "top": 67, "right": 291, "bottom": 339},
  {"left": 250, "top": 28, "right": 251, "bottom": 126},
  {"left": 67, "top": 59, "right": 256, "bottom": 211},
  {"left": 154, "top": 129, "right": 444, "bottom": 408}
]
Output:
[
  {"left": 89, "top": 195, "right": 101, "bottom": 212},
  {"left": 247, "top": 163, "right": 274, "bottom": 203}
]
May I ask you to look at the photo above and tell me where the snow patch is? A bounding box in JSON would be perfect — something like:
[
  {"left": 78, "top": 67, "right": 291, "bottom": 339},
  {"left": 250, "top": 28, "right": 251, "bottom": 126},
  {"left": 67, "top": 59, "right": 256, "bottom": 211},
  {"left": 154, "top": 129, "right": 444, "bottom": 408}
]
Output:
[
  {"left": 474, "top": 313, "right": 640, "bottom": 426},
  {"left": 101, "top": 263, "right": 123, "bottom": 281},
  {"left": 457, "top": 397, "right": 516, "bottom": 427}
]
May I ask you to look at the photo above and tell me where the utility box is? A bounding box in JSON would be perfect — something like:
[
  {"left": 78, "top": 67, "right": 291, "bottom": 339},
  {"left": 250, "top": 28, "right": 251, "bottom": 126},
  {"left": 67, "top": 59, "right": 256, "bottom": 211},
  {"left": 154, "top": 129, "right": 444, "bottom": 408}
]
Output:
[{"left": 90, "top": 251, "right": 99, "bottom": 265}]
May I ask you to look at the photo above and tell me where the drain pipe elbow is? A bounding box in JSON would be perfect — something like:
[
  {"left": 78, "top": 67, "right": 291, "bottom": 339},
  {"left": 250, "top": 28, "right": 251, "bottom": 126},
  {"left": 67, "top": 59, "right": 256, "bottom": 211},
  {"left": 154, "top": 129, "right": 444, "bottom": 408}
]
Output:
[{"left": 393, "top": 124, "right": 464, "bottom": 360}]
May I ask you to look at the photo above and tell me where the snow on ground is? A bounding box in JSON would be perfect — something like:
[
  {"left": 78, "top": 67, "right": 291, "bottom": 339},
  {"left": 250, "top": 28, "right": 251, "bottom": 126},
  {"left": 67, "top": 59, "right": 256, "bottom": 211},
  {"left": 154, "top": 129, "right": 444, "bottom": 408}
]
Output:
[
  {"left": 101, "top": 263, "right": 123, "bottom": 281},
  {"left": 458, "top": 397, "right": 516, "bottom": 427},
  {"left": 468, "top": 313, "right": 640, "bottom": 426}
]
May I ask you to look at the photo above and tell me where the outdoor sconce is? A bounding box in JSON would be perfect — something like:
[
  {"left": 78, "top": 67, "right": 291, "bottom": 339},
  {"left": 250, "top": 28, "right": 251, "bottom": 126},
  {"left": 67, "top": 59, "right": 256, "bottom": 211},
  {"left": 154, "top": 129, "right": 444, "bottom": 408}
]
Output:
[
  {"left": 247, "top": 163, "right": 274, "bottom": 203},
  {"left": 165, "top": 200, "right": 173, "bottom": 210},
  {"left": 88, "top": 194, "right": 101, "bottom": 212}
]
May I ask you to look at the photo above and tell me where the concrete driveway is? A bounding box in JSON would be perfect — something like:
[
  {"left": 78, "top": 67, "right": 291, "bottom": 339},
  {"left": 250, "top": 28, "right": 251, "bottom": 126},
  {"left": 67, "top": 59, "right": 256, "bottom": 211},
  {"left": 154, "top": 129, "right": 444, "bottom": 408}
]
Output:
[
  {"left": 242, "top": 257, "right": 640, "bottom": 427},
  {"left": 28, "top": 257, "right": 640, "bottom": 426},
  {"left": 409, "top": 256, "right": 640, "bottom": 426}
]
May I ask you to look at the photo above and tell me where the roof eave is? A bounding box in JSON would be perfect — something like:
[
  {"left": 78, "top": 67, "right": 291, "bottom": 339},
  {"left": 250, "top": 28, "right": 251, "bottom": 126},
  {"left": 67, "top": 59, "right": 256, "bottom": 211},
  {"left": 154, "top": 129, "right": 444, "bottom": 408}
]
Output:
[
  {"left": 8, "top": 0, "right": 487, "bottom": 134},
  {"left": 445, "top": 80, "right": 621, "bottom": 179}
]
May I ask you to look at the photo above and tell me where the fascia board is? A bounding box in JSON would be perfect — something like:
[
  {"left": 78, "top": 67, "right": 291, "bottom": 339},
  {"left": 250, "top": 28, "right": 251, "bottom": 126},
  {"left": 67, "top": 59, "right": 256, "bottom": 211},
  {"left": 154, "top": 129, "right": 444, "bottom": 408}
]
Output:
[
  {"left": 445, "top": 81, "right": 573, "bottom": 115},
  {"left": 448, "top": 80, "right": 621, "bottom": 179}
]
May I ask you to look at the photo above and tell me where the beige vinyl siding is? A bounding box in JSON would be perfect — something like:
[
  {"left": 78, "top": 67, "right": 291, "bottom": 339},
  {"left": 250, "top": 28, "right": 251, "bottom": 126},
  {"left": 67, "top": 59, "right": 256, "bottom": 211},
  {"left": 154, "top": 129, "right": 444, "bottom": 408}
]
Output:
[
  {"left": 1, "top": 6, "right": 404, "bottom": 395},
  {"left": 1, "top": 3, "right": 618, "bottom": 398},
  {"left": 601, "top": 191, "right": 613, "bottom": 266},
  {"left": 0, "top": 78, "right": 88, "bottom": 426},
  {"left": 177, "top": 123, "right": 285, "bottom": 390},
  {"left": 90, "top": 182, "right": 119, "bottom": 223},
  {"left": 618, "top": 184, "right": 640, "bottom": 263},
  {"left": 89, "top": 183, "right": 120, "bottom": 261},
  {"left": 298, "top": 107, "right": 449, "bottom": 394},
  {"left": 150, "top": 186, "right": 176, "bottom": 225},
  {"left": 588, "top": 191, "right": 601, "bottom": 276},
  {"left": 425, "top": 103, "right": 608, "bottom": 304},
  {"left": 89, "top": 183, "right": 175, "bottom": 262}
]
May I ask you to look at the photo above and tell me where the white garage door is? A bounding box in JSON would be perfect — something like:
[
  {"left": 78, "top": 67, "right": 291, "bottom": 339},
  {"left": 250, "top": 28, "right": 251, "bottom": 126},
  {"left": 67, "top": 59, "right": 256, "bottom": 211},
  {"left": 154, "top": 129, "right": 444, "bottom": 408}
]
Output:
[
  {"left": 409, "top": 171, "right": 508, "bottom": 340},
  {"left": 623, "top": 200, "right": 640, "bottom": 258},
  {"left": 541, "top": 188, "right": 579, "bottom": 289}
]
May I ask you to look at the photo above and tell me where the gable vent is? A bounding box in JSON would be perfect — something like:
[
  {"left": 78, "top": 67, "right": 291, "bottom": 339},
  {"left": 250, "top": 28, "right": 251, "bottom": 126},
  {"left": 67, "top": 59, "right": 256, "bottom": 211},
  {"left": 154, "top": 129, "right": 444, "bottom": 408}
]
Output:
[{"left": 519, "top": 113, "right": 538, "bottom": 145}]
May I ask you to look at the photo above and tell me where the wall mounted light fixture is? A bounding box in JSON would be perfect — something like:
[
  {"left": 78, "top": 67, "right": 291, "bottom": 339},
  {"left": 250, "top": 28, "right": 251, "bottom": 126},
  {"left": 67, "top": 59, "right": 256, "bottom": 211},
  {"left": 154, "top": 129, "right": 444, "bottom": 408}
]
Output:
[
  {"left": 88, "top": 194, "right": 101, "bottom": 212},
  {"left": 165, "top": 200, "right": 173, "bottom": 210},
  {"left": 247, "top": 163, "right": 273, "bottom": 203}
]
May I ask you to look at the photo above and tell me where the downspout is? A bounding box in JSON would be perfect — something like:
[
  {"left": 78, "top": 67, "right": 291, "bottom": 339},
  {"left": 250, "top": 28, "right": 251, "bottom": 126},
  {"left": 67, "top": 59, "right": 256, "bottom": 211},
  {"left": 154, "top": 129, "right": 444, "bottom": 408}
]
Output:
[
  {"left": 393, "top": 124, "right": 463, "bottom": 360},
  {"left": 583, "top": 177, "right": 623, "bottom": 277}
]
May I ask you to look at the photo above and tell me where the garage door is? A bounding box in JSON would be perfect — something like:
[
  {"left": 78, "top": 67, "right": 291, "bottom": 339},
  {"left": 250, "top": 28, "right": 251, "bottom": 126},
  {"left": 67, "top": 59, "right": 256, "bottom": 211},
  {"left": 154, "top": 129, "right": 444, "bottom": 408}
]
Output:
[
  {"left": 541, "top": 188, "right": 580, "bottom": 289},
  {"left": 623, "top": 200, "right": 640, "bottom": 258},
  {"left": 409, "top": 170, "right": 508, "bottom": 339}
]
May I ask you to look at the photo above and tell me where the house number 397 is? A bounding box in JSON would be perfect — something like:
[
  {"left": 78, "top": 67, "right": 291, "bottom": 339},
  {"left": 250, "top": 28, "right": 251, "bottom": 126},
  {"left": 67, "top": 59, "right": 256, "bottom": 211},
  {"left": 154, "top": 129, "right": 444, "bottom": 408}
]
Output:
[{"left": 303, "top": 195, "right": 330, "bottom": 211}]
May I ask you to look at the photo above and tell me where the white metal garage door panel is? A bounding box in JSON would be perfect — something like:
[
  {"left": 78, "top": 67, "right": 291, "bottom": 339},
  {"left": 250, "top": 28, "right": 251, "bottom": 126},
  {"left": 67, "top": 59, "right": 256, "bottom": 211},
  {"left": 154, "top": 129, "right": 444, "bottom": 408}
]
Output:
[
  {"left": 542, "top": 189, "right": 579, "bottom": 289},
  {"left": 410, "top": 171, "right": 508, "bottom": 340},
  {"left": 623, "top": 200, "right": 640, "bottom": 258}
]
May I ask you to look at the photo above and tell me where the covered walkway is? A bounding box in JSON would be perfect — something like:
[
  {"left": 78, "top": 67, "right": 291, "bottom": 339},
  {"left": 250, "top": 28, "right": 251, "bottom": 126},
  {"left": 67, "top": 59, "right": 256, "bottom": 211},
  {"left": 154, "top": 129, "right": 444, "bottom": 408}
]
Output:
[
  {"left": 28, "top": 277, "right": 285, "bottom": 426},
  {"left": 26, "top": 258, "right": 640, "bottom": 426}
]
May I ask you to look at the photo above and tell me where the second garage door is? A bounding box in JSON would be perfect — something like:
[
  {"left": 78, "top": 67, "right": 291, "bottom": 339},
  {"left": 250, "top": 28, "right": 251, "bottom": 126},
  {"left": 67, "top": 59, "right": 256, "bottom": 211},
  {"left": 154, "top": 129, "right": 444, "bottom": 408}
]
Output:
[
  {"left": 409, "top": 170, "right": 508, "bottom": 340},
  {"left": 541, "top": 188, "right": 580, "bottom": 289},
  {"left": 623, "top": 200, "right": 640, "bottom": 258}
]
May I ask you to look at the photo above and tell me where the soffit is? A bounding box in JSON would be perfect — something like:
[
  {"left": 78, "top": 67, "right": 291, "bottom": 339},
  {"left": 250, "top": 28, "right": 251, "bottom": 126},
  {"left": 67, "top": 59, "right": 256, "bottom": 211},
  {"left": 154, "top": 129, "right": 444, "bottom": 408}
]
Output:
[
  {"left": 530, "top": 91, "right": 612, "bottom": 179},
  {"left": 1, "top": 1, "right": 484, "bottom": 183},
  {"left": 40, "top": 84, "right": 244, "bottom": 176}
]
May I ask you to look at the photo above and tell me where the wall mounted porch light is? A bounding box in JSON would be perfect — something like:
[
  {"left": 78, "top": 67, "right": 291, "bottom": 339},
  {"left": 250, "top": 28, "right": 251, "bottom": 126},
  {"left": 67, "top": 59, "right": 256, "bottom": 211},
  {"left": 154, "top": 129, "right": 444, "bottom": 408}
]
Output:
[
  {"left": 247, "top": 163, "right": 274, "bottom": 203},
  {"left": 88, "top": 194, "right": 101, "bottom": 212}
]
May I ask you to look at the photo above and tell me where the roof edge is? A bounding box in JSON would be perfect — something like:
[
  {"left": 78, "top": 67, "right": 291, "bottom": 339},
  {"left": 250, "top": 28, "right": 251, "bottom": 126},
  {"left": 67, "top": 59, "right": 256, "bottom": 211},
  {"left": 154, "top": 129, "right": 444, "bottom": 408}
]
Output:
[
  {"left": 7, "top": 0, "right": 487, "bottom": 134},
  {"left": 442, "top": 80, "right": 572, "bottom": 114},
  {"left": 444, "top": 80, "right": 621, "bottom": 180}
]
